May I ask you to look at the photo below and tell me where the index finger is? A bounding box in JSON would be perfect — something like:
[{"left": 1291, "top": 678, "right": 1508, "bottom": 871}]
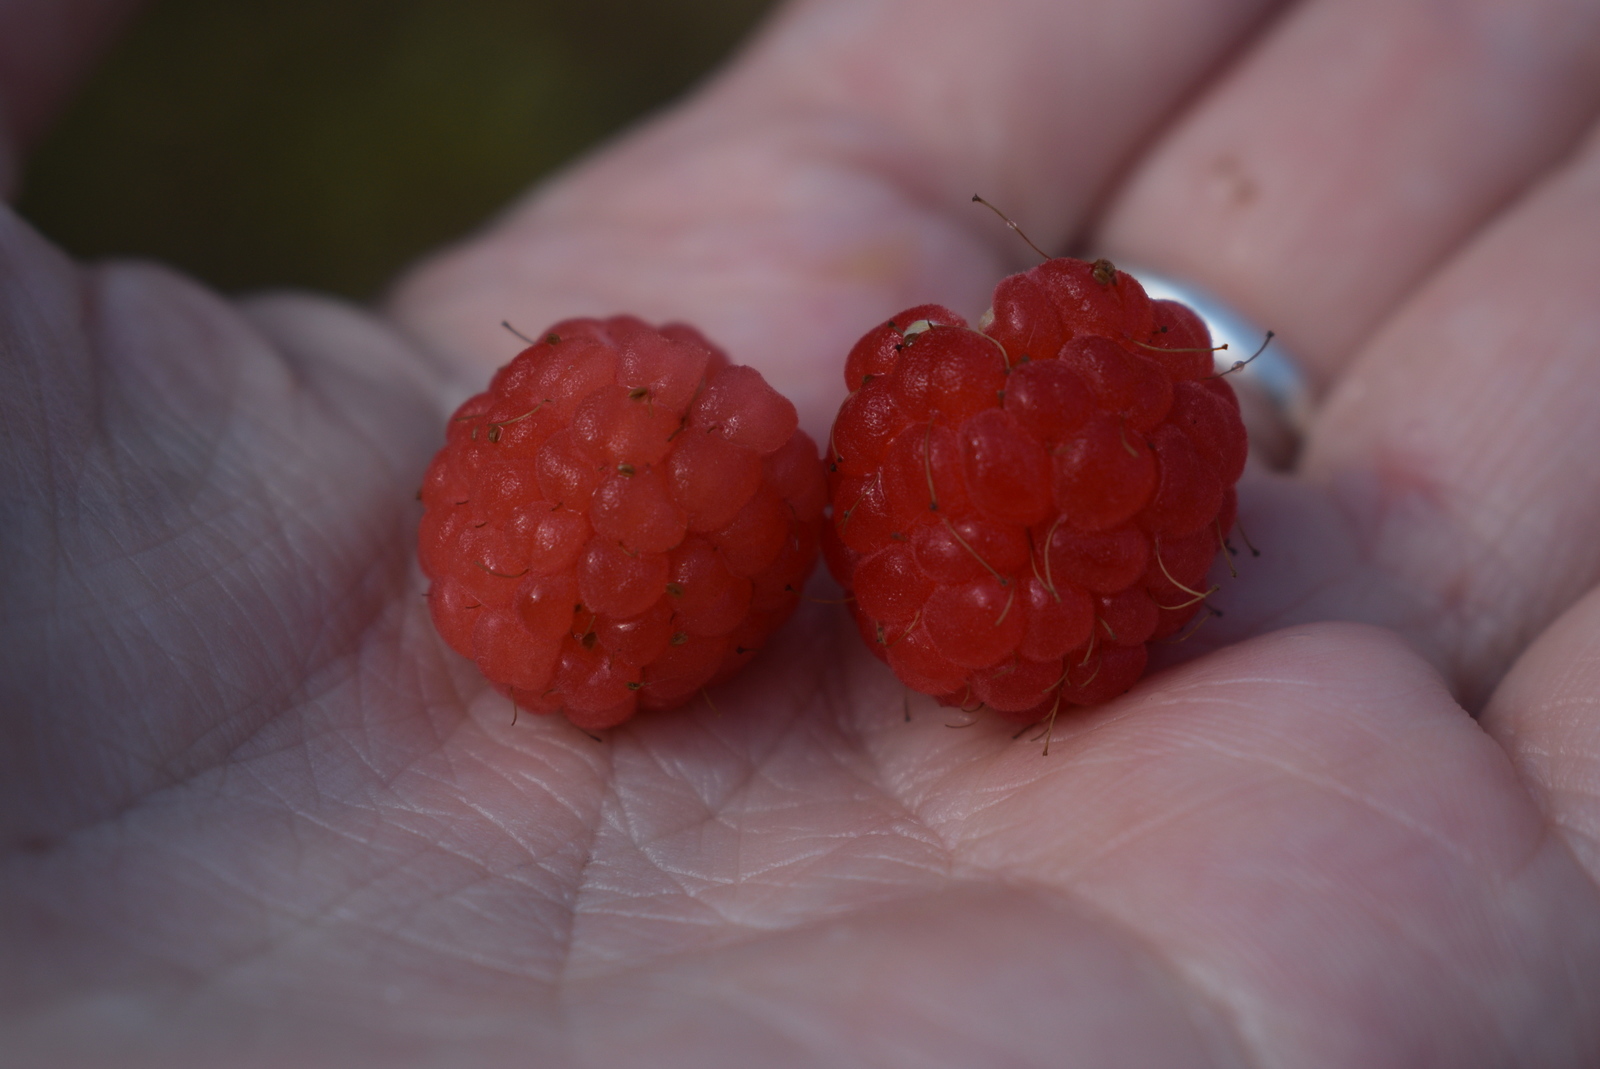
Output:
[{"left": 389, "top": 0, "right": 1287, "bottom": 433}]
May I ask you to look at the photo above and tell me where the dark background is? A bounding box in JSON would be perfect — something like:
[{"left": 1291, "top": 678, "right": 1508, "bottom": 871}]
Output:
[{"left": 17, "top": 0, "right": 777, "bottom": 299}]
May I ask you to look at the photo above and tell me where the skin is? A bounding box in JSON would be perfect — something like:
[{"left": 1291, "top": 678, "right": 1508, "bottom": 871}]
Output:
[{"left": 4, "top": 0, "right": 1600, "bottom": 1063}]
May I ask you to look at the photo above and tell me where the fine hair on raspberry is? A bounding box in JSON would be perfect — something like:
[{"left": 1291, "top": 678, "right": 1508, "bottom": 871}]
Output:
[
  {"left": 824, "top": 257, "right": 1247, "bottom": 723},
  {"left": 419, "top": 316, "right": 825, "bottom": 731}
]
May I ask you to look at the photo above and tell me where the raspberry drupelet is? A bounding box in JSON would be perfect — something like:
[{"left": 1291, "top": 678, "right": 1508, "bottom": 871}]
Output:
[
  {"left": 419, "top": 317, "right": 825, "bottom": 731},
  {"left": 824, "top": 257, "right": 1247, "bottom": 723}
]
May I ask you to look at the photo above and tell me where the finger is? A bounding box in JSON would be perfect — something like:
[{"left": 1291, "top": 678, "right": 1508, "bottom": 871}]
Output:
[
  {"left": 1291, "top": 118, "right": 1600, "bottom": 707},
  {"left": 0, "top": 0, "right": 145, "bottom": 197},
  {"left": 1165, "top": 120, "right": 1600, "bottom": 705},
  {"left": 1483, "top": 584, "right": 1600, "bottom": 889},
  {"left": 1097, "top": 0, "right": 1600, "bottom": 387},
  {"left": 390, "top": 0, "right": 1287, "bottom": 432},
  {"left": 859, "top": 622, "right": 1600, "bottom": 1065}
]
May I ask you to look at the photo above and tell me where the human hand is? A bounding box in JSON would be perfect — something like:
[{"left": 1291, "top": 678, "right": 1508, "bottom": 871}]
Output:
[{"left": 5, "top": 1, "right": 1600, "bottom": 1064}]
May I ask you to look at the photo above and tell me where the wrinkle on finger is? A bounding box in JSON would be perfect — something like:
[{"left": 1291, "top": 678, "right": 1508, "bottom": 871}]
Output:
[{"left": 1485, "top": 585, "right": 1600, "bottom": 890}]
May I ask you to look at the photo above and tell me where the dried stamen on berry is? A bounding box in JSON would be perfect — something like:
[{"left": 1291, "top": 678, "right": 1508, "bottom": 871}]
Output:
[
  {"left": 1153, "top": 585, "right": 1220, "bottom": 612},
  {"left": 944, "top": 520, "right": 1009, "bottom": 587},
  {"left": 487, "top": 403, "right": 549, "bottom": 442},
  {"left": 1036, "top": 694, "right": 1063, "bottom": 755},
  {"left": 1215, "top": 519, "right": 1240, "bottom": 578},
  {"left": 1154, "top": 541, "right": 1212, "bottom": 601},
  {"left": 1133, "top": 339, "right": 1227, "bottom": 355},
  {"left": 1234, "top": 515, "right": 1262, "bottom": 557},
  {"left": 1211, "top": 331, "right": 1275, "bottom": 379},
  {"left": 970, "top": 194, "right": 1051, "bottom": 262},
  {"left": 964, "top": 325, "right": 1012, "bottom": 370},
  {"left": 1163, "top": 605, "right": 1223, "bottom": 645},
  {"left": 501, "top": 320, "right": 536, "bottom": 345},
  {"left": 1117, "top": 419, "right": 1139, "bottom": 458},
  {"left": 994, "top": 586, "right": 1017, "bottom": 626}
]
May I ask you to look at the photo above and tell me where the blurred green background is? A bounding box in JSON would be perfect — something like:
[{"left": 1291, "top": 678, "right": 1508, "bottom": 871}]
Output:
[{"left": 17, "top": 0, "right": 777, "bottom": 300}]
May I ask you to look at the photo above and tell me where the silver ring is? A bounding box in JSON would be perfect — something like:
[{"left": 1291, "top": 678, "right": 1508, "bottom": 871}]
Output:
[{"left": 1126, "top": 267, "right": 1312, "bottom": 466}]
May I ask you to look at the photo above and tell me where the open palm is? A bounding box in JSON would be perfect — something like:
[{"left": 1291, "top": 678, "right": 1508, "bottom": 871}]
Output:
[{"left": 7, "top": 1, "right": 1600, "bottom": 1064}]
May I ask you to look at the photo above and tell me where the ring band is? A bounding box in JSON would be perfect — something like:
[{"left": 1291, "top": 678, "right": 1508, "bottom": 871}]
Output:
[{"left": 1125, "top": 266, "right": 1311, "bottom": 466}]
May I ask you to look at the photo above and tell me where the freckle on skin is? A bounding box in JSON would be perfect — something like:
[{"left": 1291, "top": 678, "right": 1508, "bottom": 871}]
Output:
[
  {"left": 832, "top": 238, "right": 917, "bottom": 284},
  {"left": 1209, "top": 153, "right": 1260, "bottom": 209}
]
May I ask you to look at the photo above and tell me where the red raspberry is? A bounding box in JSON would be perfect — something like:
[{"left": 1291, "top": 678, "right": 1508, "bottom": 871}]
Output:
[
  {"left": 825, "top": 259, "right": 1246, "bottom": 722},
  {"left": 419, "top": 316, "right": 825, "bottom": 731}
]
